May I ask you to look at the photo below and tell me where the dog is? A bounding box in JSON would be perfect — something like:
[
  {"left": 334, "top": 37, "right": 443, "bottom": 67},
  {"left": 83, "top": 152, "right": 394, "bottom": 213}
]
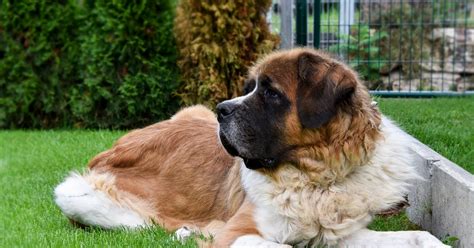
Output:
[{"left": 54, "top": 48, "right": 448, "bottom": 247}]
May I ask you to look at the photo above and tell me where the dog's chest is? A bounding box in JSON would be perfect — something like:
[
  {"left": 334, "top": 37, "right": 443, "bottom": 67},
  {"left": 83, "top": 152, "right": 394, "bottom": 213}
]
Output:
[{"left": 240, "top": 165, "right": 321, "bottom": 245}]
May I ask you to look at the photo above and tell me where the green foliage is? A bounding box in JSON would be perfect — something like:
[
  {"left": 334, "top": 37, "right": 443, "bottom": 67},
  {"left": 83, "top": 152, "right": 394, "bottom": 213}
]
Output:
[
  {"left": 174, "top": 0, "right": 279, "bottom": 107},
  {"left": 75, "top": 0, "right": 179, "bottom": 128},
  {"left": 0, "top": 0, "right": 178, "bottom": 129},
  {"left": 0, "top": 0, "right": 82, "bottom": 128},
  {"left": 442, "top": 235, "right": 459, "bottom": 247},
  {"left": 330, "top": 25, "right": 388, "bottom": 83}
]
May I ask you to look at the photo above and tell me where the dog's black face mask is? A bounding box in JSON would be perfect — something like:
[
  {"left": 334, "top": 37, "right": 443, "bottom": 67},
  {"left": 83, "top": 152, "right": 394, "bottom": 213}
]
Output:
[{"left": 217, "top": 75, "right": 291, "bottom": 170}]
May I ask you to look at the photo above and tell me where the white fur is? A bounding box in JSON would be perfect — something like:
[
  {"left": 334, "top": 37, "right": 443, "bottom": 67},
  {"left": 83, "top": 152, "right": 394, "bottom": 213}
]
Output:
[
  {"left": 240, "top": 117, "right": 444, "bottom": 246},
  {"left": 231, "top": 235, "right": 292, "bottom": 248},
  {"left": 54, "top": 173, "right": 147, "bottom": 229},
  {"left": 174, "top": 226, "right": 193, "bottom": 242},
  {"left": 225, "top": 75, "right": 259, "bottom": 105},
  {"left": 338, "top": 228, "right": 450, "bottom": 248}
]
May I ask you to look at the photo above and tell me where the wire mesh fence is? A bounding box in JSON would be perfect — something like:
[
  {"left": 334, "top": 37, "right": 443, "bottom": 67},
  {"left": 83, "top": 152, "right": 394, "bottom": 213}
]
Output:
[{"left": 268, "top": 0, "right": 474, "bottom": 96}]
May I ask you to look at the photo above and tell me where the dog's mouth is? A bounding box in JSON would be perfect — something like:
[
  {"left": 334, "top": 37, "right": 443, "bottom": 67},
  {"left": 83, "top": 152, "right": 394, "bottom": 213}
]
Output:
[
  {"left": 219, "top": 131, "right": 279, "bottom": 170},
  {"left": 242, "top": 158, "right": 277, "bottom": 170},
  {"left": 218, "top": 131, "right": 239, "bottom": 157},
  {"left": 219, "top": 132, "right": 278, "bottom": 170}
]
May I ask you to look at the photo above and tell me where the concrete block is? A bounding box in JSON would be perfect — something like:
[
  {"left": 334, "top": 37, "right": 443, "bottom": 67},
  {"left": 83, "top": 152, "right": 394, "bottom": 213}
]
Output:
[
  {"left": 431, "top": 159, "right": 474, "bottom": 248},
  {"left": 391, "top": 123, "right": 474, "bottom": 247},
  {"left": 406, "top": 152, "right": 433, "bottom": 232}
]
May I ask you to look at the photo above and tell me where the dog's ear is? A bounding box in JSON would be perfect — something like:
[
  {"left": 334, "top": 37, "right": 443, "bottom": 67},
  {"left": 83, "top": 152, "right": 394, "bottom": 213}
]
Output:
[{"left": 297, "top": 52, "right": 356, "bottom": 129}]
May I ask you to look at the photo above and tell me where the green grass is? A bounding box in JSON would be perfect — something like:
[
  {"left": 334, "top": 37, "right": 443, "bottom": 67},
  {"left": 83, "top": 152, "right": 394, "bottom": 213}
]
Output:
[
  {"left": 0, "top": 131, "right": 196, "bottom": 247},
  {"left": 378, "top": 97, "right": 474, "bottom": 173},
  {"left": 4, "top": 97, "right": 471, "bottom": 246},
  {"left": 0, "top": 130, "right": 416, "bottom": 247},
  {"left": 368, "top": 212, "right": 419, "bottom": 231}
]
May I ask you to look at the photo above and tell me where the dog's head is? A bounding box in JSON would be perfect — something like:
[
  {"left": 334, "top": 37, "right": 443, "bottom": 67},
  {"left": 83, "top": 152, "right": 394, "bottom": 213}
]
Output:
[{"left": 217, "top": 48, "right": 381, "bottom": 171}]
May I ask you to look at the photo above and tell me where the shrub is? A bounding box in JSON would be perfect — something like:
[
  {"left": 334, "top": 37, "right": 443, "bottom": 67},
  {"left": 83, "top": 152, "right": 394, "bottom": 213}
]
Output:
[
  {"left": 174, "top": 0, "right": 279, "bottom": 107},
  {"left": 75, "top": 0, "right": 179, "bottom": 128},
  {"left": 0, "top": 0, "right": 82, "bottom": 128},
  {"left": 0, "top": 0, "right": 178, "bottom": 129},
  {"left": 329, "top": 25, "right": 388, "bottom": 84}
]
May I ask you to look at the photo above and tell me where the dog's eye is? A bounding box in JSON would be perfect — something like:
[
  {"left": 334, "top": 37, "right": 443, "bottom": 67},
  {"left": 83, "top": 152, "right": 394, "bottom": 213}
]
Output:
[{"left": 263, "top": 88, "right": 280, "bottom": 99}]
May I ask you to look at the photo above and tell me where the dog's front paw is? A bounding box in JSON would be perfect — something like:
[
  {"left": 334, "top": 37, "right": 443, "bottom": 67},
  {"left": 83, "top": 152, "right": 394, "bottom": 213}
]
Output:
[
  {"left": 174, "top": 226, "right": 193, "bottom": 242},
  {"left": 412, "top": 231, "right": 450, "bottom": 248},
  {"left": 338, "top": 229, "right": 449, "bottom": 248},
  {"left": 231, "top": 234, "right": 292, "bottom": 248}
]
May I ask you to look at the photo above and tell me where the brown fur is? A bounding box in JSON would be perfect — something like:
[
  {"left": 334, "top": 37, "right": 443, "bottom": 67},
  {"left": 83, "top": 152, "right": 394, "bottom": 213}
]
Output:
[
  {"left": 250, "top": 48, "right": 381, "bottom": 187},
  {"left": 211, "top": 200, "right": 260, "bottom": 247},
  {"left": 88, "top": 105, "right": 245, "bottom": 231}
]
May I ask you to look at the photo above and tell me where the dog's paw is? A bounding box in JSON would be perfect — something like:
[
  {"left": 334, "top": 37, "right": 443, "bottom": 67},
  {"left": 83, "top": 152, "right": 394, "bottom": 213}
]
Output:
[
  {"left": 174, "top": 226, "right": 193, "bottom": 242},
  {"left": 412, "top": 231, "right": 451, "bottom": 248},
  {"left": 339, "top": 229, "right": 449, "bottom": 248},
  {"left": 231, "top": 235, "right": 292, "bottom": 248}
]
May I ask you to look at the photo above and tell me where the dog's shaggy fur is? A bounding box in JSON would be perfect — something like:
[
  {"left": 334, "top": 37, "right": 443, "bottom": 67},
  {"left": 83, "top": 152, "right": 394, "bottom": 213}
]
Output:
[{"left": 54, "top": 48, "right": 447, "bottom": 247}]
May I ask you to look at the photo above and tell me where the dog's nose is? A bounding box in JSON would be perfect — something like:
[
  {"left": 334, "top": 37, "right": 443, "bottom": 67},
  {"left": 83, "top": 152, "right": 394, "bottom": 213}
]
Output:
[{"left": 216, "top": 101, "right": 237, "bottom": 121}]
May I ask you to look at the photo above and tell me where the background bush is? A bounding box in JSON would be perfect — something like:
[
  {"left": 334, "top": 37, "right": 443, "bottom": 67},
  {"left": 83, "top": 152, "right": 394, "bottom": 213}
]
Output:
[
  {"left": 75, "top": 0, "right": 178, "bottom": 128},
  {"left": 175, "top": 0, "right": 279, "bottom": 107},
  {"left": 0, "top": 0, "right": 82, "bottom": 128},
  {"left": 0, "top": 0, "right": 178, "bottom": 129}
]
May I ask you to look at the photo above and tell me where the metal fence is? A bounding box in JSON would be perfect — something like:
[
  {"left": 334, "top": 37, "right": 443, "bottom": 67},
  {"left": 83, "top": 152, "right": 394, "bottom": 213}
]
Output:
[{"left": 268, "top": 0, "right": 474, "bottom": 96}]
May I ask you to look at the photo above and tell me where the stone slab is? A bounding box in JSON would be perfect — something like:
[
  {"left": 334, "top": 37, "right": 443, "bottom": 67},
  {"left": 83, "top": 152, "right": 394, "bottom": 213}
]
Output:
[{"left": 385, "top": 120, "right": 474, "bottom": 247}]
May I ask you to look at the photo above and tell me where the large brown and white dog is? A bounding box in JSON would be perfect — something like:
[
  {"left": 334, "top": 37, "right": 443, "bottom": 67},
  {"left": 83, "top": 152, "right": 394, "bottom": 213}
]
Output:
[{"left": 54, "top": 48, "right": 447, "bottom": 247}]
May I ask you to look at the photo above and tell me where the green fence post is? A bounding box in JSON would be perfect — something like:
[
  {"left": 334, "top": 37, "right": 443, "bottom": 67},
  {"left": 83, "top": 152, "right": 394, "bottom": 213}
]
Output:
[
  {"left": 313, "top": 0, "right": 321, "bottom": 48},
  {"left": 296, "top": 0, "right": 307, "bottom": 46}
]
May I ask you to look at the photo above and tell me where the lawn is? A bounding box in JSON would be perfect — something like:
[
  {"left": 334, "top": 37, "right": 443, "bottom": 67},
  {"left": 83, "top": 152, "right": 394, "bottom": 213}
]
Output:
[
  {"left": 0, "top": 131, "right": 195, "bottom": 247},
  {"left": 2, "top": 97, "right": 470, "bottom": 247},
  {"left": 379, "top": 97, "right": 474, "bottom": 173}
]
